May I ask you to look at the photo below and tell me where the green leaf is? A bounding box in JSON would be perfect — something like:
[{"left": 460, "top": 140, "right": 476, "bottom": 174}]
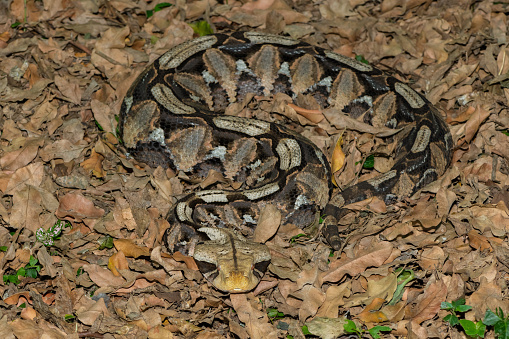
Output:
[
  {"left": 444, "top": 314, "right": 460, "bottom": 327},
  {"left": 17, "top": 267, "right": 26, "bottom": 277},
  {"left": 456, "top": 304, "right": 473, "bottom": 313},
  {"left": 355, "top": 55, "right": 369, "bottom": 65},
  {"left": 3, "top": 274, "right": 20, "bottom": 285},
  {"left": 343, "top": 319, "right": 360, "bottom": 334},
  {"left": 95, "top": 120, "right": 104, "bottom": 131},
  {"left": 146, "top": 2, "right": 172, "bottom": 18},
  {"left": 363, "top": 154, "right": 374, "bottom": 169},
  {"left": 0, "top": 246, "right": 7, "bottom": 252},
  {"left": 98, "top": 236, "right": 114, "bottom": 250},
  {"left": 368, "top": 326, "right": 392, "bottom": 339},
  {"left": 189, "top": 21, "right": 213, "bottom": 36},
  {"left": 11, "top": 22, "right": 21, "bottom": 28},
  {"left": 154, "top": 2, "right": 172, "bottom": 11},
  {"left": 29, "top": 255, "right": 38, "bottom": 267},
  {"left": 76, "top": 267, "right": 84, "bottom": 277},
  {"left": 290, "top": 233, "right": 308, "bottom": 243},
  {"left": 301, "top": 325, "right": 311, "bottom": 335},
  {"left": 267, "top": 308, "right": 279, "bottom": 318},
  {"left": 64, "top": 314, "right": 76, "bottom": 322},
  {"left": 491, "top": 309, "right": 508, "bottom": 339},
  {"left": 459, "top": 319, "right": 478, "bottom": 336},
  {"left": 483, "top": 309, "right": 502, "bottom": 326},
  {"left": 451, "top": 298, "right": 466, "bottom": 309},
  {"left": 18, "top": 302, "right": 26, "bottom": 308},
  {"left": 441, "top": 301, "right": 453, "bottom": 310}
]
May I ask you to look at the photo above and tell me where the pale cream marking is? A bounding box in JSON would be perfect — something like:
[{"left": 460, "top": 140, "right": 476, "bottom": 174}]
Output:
[
  {"left": 411, "top": 125, "right": 431, "bottom": 153},
  {"left": 276, "top": 138, "right": 302, "bottom": 170},
  {"left": 123, "top": 96, "right": 133, "bottom": 115},
  {"left": 394, "top": 82, "right": 426, "bottom": 109},
  {"left": 367, "top": 170, "right": 397, "bottom": 189},
  {"left": 148, "top": 128, "right": 165, "bottom": 145},
  {"left": 324, "top": 50, "right": 373, "bottom": 72},
  {"left": 196, "top": 190, "right": 229, "bottom": 203},
  {"left": 243, "top": 183, "right": 280, "bottom": 200},
  {"left": 176, "top": 202, "right": 193, "bottom": 222},
  {"left": 197, "top": 227, "right": 229, "bottom": 243},
  {"left": 213, "top": 116, "right": 270, "bottom": 136},
  {"left": 159, "top": 35, "right": 217, "bottom": 69},
  {"left": 244, "top": 32, "right": 299, "bottom": 46},
  {"left": 151, "top": 84, "right": 195, "bottom": 114}
]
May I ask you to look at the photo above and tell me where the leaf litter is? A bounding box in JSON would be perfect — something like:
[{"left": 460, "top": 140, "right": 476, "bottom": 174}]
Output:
[{"left": 0, "top": 0, "right": 508, "bottom": 338}]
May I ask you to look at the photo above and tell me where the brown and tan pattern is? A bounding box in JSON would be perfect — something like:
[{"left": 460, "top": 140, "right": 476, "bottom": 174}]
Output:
[{"left": 119, "top": 32, "right": 452, "bottom": 293}]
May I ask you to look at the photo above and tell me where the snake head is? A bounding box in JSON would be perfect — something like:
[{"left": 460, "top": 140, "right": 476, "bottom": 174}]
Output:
[{"left": 193, "top": 227, "right": 271, "bottom": 293}]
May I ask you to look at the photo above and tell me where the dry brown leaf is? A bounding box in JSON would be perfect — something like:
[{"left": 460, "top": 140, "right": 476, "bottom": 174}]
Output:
[
  {"left": 357, "top": 298, "right": 389, "bottom": 323},
  {"left": 82, "top": 264, "right": 126, "bottom": 288},
  {"left": 80, "top": 148, "right": 106, "bottom": 178},
  {"left": 468, "top": 278, "right": 508, "bottom": 319},
  {"left": 405, "top": 275, "right": 446, "bottom": 325},
  {"left": 113, "top": 239, "right": 151, "bottom": 258},
  {"left": 54, "top": 75, "right": 82, "bottom": 105},
  {"left": 323, "top": 241, "right": 394, "bottom": 283},
  {"left": 253, "top": 204, "right": 281, "bottom": 243},
  {"left": 108, "top": 251, "right": 129, "bottom": 277},
  {"left": 330, "top": 134, "right": 345, "bottom": 187},
  {"left": 468, "top": 230, "right": 492, "bottom": 252},
  {"left": 55, "top": 193, "right": 105, "bottom": 222},
  {"left": 230, "top": 294, "right": 277, "bottom": 338},
  {"left": 315, "top": 282, "right": 351, "bottom": 318},
  {"left": 288, "top": 103, "right": 325, "bottom": 123}
]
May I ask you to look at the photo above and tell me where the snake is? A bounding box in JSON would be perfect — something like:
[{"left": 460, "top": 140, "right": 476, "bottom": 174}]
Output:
[{"left": 119, "top": 31, "right": 452, "bottom": 293}]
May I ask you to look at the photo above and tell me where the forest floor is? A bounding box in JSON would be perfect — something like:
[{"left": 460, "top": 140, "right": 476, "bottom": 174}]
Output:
[{"left": 0, "top": 0, "right": 508, "bottom": 338}]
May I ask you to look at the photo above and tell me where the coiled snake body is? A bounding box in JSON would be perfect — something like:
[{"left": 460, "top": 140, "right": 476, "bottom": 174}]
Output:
[{"left": 120, "top": 32, "right": 452, "bottom": 292}]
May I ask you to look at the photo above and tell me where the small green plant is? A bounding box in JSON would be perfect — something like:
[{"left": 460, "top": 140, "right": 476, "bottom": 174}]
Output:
[
  {"left": 483, "top": 308, "right": 508, "bottom": 338},
  {"left": 388, "top": 268, "right": 415, "bottom": 305},
  {"left": 189, "top": 21, "right": 213, "bottom": 36},
  {"left": 344, "top": 319, "right": 391, "bottom": 338},
  {"left": 146, "top": 2, "right": 172, "bottom": 18},
  {"left": 64, "top": 313, "right": 76, "bottom": 322},
  {"left": 0, "top": 246, "right": 8, "bottom": 252},
  {"left": 3, "top": 255, "right": 42, "bottom": 285},
  {"left": 267, "top": 308, "right": 285, "bottom": 323},
  {"left": 442, "top": 299, "right": 474, "bottom": 327},
  {"left": 442, "top": 299, "right": 509, "bottom": 338},
  {"left": 98, "top": 236, "right": 114, "bottom": 250},
  {"left": 363, "top": 154, "right": 375, "bottom": 169},
  {"left": 36, "top": 220, "right": 67, "bottom": 246},
  {"left": 355, "top": 55, "right": 370, "bottom": 65},
  {"left": 289, "top": 233, "right": 308, "bottom": 244}
]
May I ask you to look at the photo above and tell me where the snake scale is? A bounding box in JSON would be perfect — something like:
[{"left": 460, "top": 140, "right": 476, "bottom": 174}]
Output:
[{"left": 119, "top": 31, "right": 452, "bottom": 293}]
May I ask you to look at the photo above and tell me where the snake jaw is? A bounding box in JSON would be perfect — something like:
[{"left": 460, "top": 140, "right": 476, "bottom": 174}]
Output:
[
  {"left": 193, "top": 227, "right": 271, "bottom": 293},
  {"left": 214, "top": 270, "right": 256, "bottom": 293}
]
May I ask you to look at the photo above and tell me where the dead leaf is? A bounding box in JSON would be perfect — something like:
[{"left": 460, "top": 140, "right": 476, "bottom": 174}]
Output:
[
  {"left": 114, "top": 239, "right": 151, "bottom": 258},
  {"left": 323, "top": 241, "right": 394, "bottom": 283}
]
